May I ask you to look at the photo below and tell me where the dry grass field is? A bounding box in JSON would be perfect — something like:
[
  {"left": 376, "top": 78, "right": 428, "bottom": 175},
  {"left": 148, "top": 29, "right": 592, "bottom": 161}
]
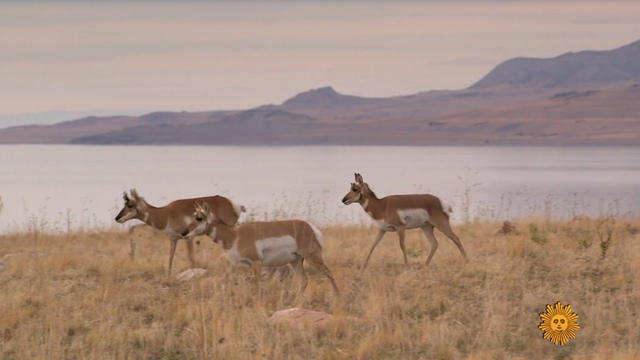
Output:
[{"left": 1, "top": 217, "right": 639, "bottom": 359}]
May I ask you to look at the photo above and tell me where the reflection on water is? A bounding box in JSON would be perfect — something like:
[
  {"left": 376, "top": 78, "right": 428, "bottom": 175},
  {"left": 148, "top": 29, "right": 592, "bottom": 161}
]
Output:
[{"left": 0, "top": 145, "right": 638, "bottom": 232}]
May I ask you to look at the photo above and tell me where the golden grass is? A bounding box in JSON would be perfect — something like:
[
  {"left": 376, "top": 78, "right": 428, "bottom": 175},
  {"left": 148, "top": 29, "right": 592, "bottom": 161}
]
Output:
[{"left": 1, "top": 218, "right": 640, "bottom": 359}]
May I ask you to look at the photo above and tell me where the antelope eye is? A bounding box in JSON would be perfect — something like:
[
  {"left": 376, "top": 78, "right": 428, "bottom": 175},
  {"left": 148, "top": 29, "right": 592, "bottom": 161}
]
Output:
[
  {"left": 126, "top": 203, "right": 134, "bottom": 208},
  {"left": 195, "top": 215, "right": 203, "bottom": 221}
]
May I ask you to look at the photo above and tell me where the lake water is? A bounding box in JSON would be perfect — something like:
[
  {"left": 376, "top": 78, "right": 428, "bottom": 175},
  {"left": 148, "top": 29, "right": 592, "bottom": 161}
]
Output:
[{"left": 0, "top": 145, "right": 638, "bottom": 233}]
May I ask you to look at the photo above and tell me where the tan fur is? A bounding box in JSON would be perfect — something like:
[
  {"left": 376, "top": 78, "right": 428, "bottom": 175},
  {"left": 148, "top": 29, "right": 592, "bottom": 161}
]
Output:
[
  {"left": 342, "top": 173, "right": 468, "bottom": 268},
  {"left": 184, "top": 204, "right": 338, "bottom": 296},
  {"left": 115, "top": 189, "right": 243, "bottom": 274},
  {"left": 226, "top": 220, "right": 322, "bottom": 258}
]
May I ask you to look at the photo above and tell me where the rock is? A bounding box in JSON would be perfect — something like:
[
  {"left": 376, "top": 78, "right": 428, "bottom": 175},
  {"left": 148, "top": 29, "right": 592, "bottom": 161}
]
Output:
[
  {"left": 176, "top": 268, "right": 208, "bottom": 282},
  {"left": 269, "top": 308, "right": 348, "bottom": 329}
]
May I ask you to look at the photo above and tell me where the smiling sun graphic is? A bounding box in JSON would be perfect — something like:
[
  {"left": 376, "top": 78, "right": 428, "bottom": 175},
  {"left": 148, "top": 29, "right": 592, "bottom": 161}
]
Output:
[{"left": 539, "top": 301, "right": 580, "bottom": 345}]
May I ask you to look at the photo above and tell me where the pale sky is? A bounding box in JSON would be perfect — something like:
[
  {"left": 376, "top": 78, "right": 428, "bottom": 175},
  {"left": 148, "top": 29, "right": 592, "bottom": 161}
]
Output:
[{"left": 1, "top": 1, "right": 639, "bottom": 122}]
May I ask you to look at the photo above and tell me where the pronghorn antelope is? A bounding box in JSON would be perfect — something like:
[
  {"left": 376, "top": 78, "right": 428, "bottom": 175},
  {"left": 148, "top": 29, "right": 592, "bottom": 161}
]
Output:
[
  {"left": 182, "top": 202, "right": 339, "bottom": 296},
  {"left": 114, "top": 189, "right": 245, "bottom": 274},
  {"left": 342, "top": 173, "right": 468, "bottom": 268}
]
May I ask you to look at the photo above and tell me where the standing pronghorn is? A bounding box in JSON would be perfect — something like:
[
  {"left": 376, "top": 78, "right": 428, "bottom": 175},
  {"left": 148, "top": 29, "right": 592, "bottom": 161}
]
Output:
[
  {"left": 342, "top": 173, "right": 468, "bottom": 268},
  {"left": 114, "top": 189, "right": 244, "bottom": 274},
  {"left": 182, "top": 202, "right": 339, "bottom": 296}
]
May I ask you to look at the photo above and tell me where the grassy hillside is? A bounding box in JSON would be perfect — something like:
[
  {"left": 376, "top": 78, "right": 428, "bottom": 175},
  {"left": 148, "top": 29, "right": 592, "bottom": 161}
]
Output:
[{"left": 1, "top": 218, "right": 639, "bottom": 359}]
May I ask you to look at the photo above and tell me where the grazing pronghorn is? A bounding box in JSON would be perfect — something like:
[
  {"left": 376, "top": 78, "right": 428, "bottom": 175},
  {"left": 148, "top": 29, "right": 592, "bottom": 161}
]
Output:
[
  {"left": 342, "top": 173, "right": 468, "bottom": 268},
  {"left": 114, "top": 189, "right": 245, "bottom": 274},
  {"left": 182, "top": 202, "right": 339, "bottom": 296}
]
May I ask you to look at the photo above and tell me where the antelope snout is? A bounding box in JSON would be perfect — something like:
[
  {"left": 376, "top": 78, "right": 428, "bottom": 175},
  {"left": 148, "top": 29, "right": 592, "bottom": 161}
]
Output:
[
  {"left": 341, "top": 196, "right": 349, "bottom": 204},
  {"left": 181, "top": 229, "right": 189, "bottom": 237}
]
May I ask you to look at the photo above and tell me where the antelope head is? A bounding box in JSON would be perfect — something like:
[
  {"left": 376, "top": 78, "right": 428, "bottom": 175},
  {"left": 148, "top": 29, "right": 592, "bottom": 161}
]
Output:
[
  {"left": 342, "top": 173, "right": 368, "bottom": 205},
  {"left": 181, "top": 202, "right": 215, "bottom": 238},
  {"left": 115, "top": 189, "right": 143, "bottom": 223}
]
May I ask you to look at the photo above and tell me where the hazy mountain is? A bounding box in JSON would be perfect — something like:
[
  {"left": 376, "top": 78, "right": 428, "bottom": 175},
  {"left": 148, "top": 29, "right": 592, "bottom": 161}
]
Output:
[
  {"left": 283, "top": 86, "right": 368, "bottom": 106},
  {"left": 72, "top": 107, "right": 321, "bottom": 145},
  {"left": 1, "top": 39, "right": 639, "bottom": 145},
  {"left": 471, "top": 39, "right": 640, "bottom": 89},
  {"left": 0, "top": 110, "right": 143, "bottom": 129},
  {"left": 0, "top": 111, "right": 232, "bottom": 144},
  {"left": 409, "top": 84, "right": 640, "bottom": 145},
  {"left": 282, "top": 86, "right": 556, "bottom": 122}
]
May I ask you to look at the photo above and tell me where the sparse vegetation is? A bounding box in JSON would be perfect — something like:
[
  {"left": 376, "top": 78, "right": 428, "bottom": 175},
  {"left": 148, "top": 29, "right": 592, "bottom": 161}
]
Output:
[
  {"left": 596, "top": 217, "right": 615, "bottom": 260},
  {"left": 1, "top": 217, "right": 639, "bottom": 359},
  {"left": 528, "top": 223, "right": 548, "bottom": 245}
]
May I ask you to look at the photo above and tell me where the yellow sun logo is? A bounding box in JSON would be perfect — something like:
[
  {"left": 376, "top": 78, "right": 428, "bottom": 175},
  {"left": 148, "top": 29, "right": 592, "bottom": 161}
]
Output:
[{"left": 539, "top": 301, "right": 580, "bottom": 345}]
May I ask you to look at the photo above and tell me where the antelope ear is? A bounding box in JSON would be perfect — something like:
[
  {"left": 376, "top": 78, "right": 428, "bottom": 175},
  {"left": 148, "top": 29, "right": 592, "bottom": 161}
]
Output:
[
  {"left": 130, "top": 188, "right": 139, "bottom": 200},
  {"left": 194, "top": 202, "right": 208, "bottom": 214},
  {"left": 123, "top": 191, "right": 130, "bottom": 202},
  {"left": 355, "top": 173, "right": 364, "bottom": 184}
]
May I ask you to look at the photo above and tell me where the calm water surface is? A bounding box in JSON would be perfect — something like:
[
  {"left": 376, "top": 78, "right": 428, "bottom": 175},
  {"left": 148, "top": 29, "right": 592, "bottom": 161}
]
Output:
[{"left": 0, "top": 145, "right": 638, "bottom": 232}]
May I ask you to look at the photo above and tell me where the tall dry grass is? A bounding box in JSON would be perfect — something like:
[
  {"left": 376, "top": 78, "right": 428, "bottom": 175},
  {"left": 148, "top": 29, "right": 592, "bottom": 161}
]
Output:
[{"left": 1, "top": 217, "right": 640, "bottom": 359}]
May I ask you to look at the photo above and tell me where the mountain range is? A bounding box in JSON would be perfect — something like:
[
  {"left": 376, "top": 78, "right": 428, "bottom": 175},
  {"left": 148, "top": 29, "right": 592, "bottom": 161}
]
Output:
[{"left": 1, "top": 39, "right": 639, "bottom": 145}]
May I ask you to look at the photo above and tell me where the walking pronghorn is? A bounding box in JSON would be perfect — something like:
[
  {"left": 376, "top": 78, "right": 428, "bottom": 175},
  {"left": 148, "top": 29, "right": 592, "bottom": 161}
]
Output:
[
  {"left": 342, "top": 173, "right": 468, "bottom": 269},
  {"left": 114, "top": 189, "right": 244, "bottom": 274},
  {"left": 182, "top": 202, "right": 339, "bottom": 296}
]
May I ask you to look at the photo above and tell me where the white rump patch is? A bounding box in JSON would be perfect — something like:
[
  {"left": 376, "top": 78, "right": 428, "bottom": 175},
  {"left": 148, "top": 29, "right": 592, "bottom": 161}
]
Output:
[
  {"left": 231, "top": 200, "right": 245, "bottom": 217},
  {"left": 440, "top": 199, "right": 453, "bottom": 215},
  {"left": 307, "top": 222, "right": 323, "bottom": 248},
  {"left": 255, "top": 236, "right": 298, "bottom": 266},
  {"left": 397, "top": 208, "right": 431, "bottom": 228}
]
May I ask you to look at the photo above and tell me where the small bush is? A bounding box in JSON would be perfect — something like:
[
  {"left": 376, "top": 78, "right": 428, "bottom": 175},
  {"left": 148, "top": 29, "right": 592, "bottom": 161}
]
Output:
[{"left": 529, "top": 224, "right": 548, "bottom": 244}]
